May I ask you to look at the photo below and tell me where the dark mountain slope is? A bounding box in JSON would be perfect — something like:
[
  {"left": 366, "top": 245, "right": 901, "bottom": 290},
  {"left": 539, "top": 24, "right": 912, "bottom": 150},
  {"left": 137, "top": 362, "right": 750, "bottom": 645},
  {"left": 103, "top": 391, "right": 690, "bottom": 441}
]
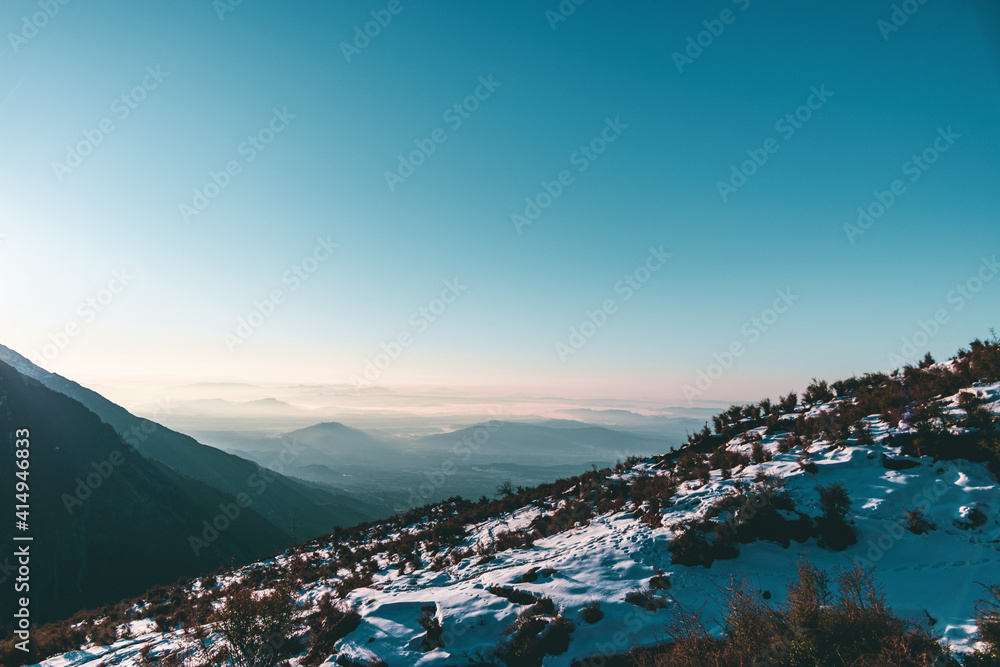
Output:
[
  {"left": 0, "top": 360, "right": 288, "bottom": 625},
  {"left": 0, "top": 345, "right": 371, "bottom": 540}
]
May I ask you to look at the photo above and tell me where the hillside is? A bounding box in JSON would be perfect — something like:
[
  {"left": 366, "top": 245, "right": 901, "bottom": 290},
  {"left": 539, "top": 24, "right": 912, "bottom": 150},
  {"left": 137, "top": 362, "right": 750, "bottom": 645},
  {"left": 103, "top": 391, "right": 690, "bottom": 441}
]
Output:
[
  {"left": 0, "top": 345, "right": 373, "bottom": 541},
  {"left": 0, "top": 360, "right": 289, "bottom": 626},
  {"left": 7, "top": 339, "right": 1000, "bottom": 666}
]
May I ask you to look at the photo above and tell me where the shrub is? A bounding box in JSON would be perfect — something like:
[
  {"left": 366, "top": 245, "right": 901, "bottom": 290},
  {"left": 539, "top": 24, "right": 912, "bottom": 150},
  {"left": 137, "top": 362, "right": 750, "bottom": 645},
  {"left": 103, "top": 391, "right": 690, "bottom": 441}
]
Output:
[
  {"left": 580, "top": 600, "right": 604, "bottom": 624},
  {"left": 536, "top": 614, "right": 575, "bottom": 658},
  {"left": 519, "top": 567, "right": 541, "bottom": 583},
  {"left": 710, "top": 478, "right": 808, "bottom": 548},
  {"left": 607, "top": 560, "right": 948, "bottom": 666},
  {"left": 854, "top": 420, "right": 877, "bottom": 447},
  {"left": 803, "top": 379, "right": 835, "bottom": 404},
  {"left": 816, "top": 483, "right": 856, "bottom": 551},
  {"left": 751, "top": 441, "right": 771, "bottom": 464},
  {"left": 0, "top": 622, "right": 88, "bottom": 667},
  {"left": 494, "top": 529, "right": 535, "bottom": 552},
  {"left": 488, "top": 585, "right": 544, "bottom": 607},
  {"left": 530, "top": 500, "right": 594, "bottom": 536},
  {"left": 418, "top": 607, "right": 444, "bottom": 652},
  {"left": 969, "top": 583, "right": 1000, "bottom": 663},
  {"left": 668, "top": 521, "right": 717, "bottom": 568},
  {"left": 219, "top": 584, "right": 298, "bottom": 667},
  {"left": 304, "top": 595, "right": 362, "bottom": 665},
  {"left": 719, "top": 575, "right": 780, "bottom": 659},
  {"left": 624, "top": 589, "right": 667, "bottom": 611},
  {"left": 904, "top": 507, "right": 935, "bottom": 534},
  {"left": 777, "top": 435, "right": 798, "bottom": 453},
  {"left": 965, "top": 507, "right": 989, "bottom": 530},
  {"left": 495, "top": 608, "right": 574, "bottom": 666},
  {"left": 783, "top": 558, "right": 831, "bottom": 631},
  {"left": 779, "top": 391, "right": 798, "bottom": 413},
  {"left": 649, "top": 572, "right": 671, "bottom": 591},
  {"left": 817, "top": 483, "right": 851, "bottom": 521},
  {"left": 629, "top": 475, "right": 677, "bottom": 505}
]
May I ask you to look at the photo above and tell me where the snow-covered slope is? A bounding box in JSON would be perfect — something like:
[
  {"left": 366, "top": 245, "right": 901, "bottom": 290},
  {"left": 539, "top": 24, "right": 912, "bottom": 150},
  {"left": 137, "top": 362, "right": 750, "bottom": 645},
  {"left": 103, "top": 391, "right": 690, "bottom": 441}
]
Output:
[{"left": 25, "top": 380, "right": 1000, "bottom": 667}]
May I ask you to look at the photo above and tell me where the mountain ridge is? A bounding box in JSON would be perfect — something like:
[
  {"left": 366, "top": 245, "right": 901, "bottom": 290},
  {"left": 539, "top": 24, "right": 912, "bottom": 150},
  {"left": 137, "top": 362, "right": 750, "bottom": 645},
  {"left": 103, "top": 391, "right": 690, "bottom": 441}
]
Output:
[{"left": 0, "top": 345, "right": 373, "bottom": 540}]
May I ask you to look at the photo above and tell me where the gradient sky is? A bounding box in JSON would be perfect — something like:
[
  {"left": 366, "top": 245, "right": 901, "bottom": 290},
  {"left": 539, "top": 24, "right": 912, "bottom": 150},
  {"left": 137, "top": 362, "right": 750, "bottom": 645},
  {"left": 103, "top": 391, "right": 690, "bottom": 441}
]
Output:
[{"left": 1, "top": 0, "right": 998, "bottom": 403}]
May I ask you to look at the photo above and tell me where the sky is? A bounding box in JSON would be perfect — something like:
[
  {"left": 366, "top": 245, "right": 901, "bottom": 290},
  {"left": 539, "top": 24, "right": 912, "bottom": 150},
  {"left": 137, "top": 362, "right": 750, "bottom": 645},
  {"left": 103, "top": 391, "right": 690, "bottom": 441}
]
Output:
[{"left": 1, "top": 0, "right": 998, "bottom": 405}]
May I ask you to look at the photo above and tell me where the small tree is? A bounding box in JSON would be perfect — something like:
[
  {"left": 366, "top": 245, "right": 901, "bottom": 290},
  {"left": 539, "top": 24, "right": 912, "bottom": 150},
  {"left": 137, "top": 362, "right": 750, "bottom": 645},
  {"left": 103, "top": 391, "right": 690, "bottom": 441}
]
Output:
[
  {"left": 904, "top": 507, "right": 935, "bottom": 535},
  {"left": 854, "top": 420, "right": 876, "bottom": 447},
  {"left": 817, "top": 483, "right": 851, "bottom": 521},
  {"left": 495, "top": 480, "right": 515, "bottom": 498},
  {"left": 219, "top": 584, "right": 297, "bottom": 667},
  {"left": 720, "top": 575, "right": 779, "bottom": 657},
  {"left": 418, "top": 608, "right": 444, "bottom": 651},
  {"left": 803, "top": 379, "right": 834, "bottom": 404},
  {"left": 783, "top": 558, "right": 831, "bottom": 631},
  {"left": 816, "top": 483, "right": 856, "bottom": 550}
]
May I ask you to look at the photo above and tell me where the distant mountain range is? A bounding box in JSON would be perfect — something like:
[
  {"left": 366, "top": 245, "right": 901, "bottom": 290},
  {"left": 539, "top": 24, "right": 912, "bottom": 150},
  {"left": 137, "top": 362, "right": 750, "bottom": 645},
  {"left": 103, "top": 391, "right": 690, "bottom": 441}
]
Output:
[
  {"left": 210, "top": 417, "right": 674, "bottom": 513},
  {"left": 417, "top": 420, "right": 669, "bottom": 466}
]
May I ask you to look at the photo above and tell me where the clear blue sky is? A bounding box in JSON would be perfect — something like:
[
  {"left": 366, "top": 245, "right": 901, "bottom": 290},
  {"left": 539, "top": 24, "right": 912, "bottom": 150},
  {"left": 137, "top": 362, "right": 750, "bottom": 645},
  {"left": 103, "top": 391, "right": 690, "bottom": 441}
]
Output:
[{"left": 1, "top": 0, "right": 998, "bottom": 402}]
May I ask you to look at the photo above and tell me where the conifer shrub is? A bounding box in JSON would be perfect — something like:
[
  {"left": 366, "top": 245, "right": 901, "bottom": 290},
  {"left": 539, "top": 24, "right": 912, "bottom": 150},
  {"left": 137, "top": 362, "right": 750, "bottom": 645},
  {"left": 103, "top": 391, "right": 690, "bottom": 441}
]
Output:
[{"left": 816, "top": 483, "right": 856, "bottom": 551}]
